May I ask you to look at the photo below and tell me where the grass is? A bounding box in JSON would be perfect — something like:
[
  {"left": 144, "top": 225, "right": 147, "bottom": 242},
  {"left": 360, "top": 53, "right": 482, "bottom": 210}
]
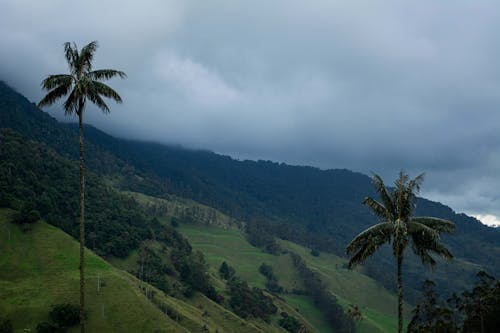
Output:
[
  {"left": 178, "top": 224, "right": 303, "bottom": 292},
  {"left": 282, "top": 294, "right": 334, "bottom": 333},
  {"left": 0, "top": 209, "right": 183, "bottom": 332},
  {"left": 0, "top": 209, "right": 291, "bottom": 333},
  {"left": 179, "top": 223, "right": 406, "bottom": 333}
]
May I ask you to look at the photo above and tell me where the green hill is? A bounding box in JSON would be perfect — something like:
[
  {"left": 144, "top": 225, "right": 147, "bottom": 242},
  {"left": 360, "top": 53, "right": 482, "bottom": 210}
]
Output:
[
  {"left": 123, "top": 190, "right": 404, "bottom": 332},
  {"left": 178, "top": 222, "right": 403, "bottom": 333},
  {"left": 0, "top": 209, "right": 181, "bottom": 332},
  {"left": 0, "top": 209, "right": 311, "bottom": 333}
]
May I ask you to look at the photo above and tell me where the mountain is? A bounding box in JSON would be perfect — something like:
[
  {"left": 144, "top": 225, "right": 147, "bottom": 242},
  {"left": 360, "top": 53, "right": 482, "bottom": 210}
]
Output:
[
  {"left": 0, "top": 128, "right": 380, "bottom": 333},
  {"left": 1, "top": 81, "right": 498, "bottom": 296}
]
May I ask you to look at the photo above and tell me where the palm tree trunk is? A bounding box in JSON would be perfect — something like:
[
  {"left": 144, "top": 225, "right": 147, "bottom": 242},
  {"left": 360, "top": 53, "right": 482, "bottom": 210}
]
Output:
[
  {"left": 78, "top": 109, "right": 86, "bottom": 333},
  {"left": 397, "top": 252, "right": 403, "bottom": 333}
]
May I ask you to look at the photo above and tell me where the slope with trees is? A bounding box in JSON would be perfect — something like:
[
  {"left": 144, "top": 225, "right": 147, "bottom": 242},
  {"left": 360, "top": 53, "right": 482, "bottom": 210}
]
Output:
[{"left": 1, "top": 79, "right": 499, "bottom": 310}]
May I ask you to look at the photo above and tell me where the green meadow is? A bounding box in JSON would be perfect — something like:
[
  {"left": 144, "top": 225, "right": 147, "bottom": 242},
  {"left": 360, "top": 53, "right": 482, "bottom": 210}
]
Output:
[{"left": 179, "top": 223, "right": 404, "bottom": 333}]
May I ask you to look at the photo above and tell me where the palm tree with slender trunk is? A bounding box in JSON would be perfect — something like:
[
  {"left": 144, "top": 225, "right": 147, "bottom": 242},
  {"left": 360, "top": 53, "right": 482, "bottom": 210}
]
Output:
[
  {"left": 38, "top": 41, "right": 126, "bottom": 333},
  {"left": 346, "top": 171, "right": 455, "bottom": 333}
]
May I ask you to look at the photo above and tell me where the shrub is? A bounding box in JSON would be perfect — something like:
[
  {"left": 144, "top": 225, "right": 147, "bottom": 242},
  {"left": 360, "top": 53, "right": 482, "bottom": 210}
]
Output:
[
  {"left": 0, "top": 317, "right": 13, "bottom": 333},
  {"left": 219, "top": 261, "right": 235, "bottom": 280},
  {"left": 35, "top": 322, "right": 58, "bottom": 333},
  {"left": 49, "top": 303, "right": 80, "bottom": 328},
  {"left": 310, "top": 249, "right": 320, "bottom": 257},
  {"left": 13, "top": 207, "right": 41, "bottom": 225}
]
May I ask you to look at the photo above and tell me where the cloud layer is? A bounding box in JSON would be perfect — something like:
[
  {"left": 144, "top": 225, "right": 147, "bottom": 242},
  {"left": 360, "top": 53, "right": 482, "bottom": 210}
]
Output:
[{"left": 2, "top": 0, "right": 500, "bottom": 225}]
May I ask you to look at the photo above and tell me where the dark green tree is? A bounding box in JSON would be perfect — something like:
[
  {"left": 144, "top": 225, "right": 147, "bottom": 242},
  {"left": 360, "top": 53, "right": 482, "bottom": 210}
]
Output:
[
  {"left": 408, "top": 280, "right": 456, "bottom": 333},
  {"left": 279, "top": 312, "right": 305, "bottom": 333},
  {"left": 38, "top": 41, "right": 126, "bottom": 333},
  {"left": 49, "top": 303, "right": 80, "bottom": 328},
  {"left": 0, "top": 317, "right": 13, "bottom": 333},
  {"left": 461, "top": 271, "right": 496, "bottom": 333},
  {"left": 219, "top": 261, "right": 235, "bottom": 280},
  {"left": 346, "top": 171, "right": 456, "bottom": 333}
]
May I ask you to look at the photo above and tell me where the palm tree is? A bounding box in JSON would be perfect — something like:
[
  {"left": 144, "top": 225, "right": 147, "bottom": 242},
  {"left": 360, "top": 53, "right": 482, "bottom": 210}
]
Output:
[
  {"left": 38, "top": 41, "right": 126, "bottom": 333},
  {"left": 346, "top": 171, "right": 455, "bottom": 333}
]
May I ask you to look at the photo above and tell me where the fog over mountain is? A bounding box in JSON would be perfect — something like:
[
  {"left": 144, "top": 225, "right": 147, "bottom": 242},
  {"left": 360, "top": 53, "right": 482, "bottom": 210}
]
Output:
[{"left": 1, "top": 0, "right": 500, "bottom": 225}]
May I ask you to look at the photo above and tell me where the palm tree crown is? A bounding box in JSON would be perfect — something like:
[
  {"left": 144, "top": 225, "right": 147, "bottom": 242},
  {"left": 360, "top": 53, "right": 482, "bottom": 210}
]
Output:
[
  {"left": 38, "top": 41, "right": 126, "bottom": 114},
  {"left": 347, "top": 171, "right": 455, "bottom": 268}
]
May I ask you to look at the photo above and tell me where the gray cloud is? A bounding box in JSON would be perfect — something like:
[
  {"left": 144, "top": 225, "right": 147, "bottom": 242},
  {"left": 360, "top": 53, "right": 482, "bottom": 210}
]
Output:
[{"left": 2, "top": 0, "right": 500, "bottom": 224}]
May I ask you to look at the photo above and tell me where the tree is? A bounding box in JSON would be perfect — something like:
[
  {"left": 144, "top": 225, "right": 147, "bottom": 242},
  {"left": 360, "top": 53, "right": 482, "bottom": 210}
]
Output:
[
  {"left": 0, "top": 317, "right": 13, "bottom": 333},
  {"left": 219, "top": 261, "right": 235, "bottom": 280},
  {"left": 38, "top": 41, "right": 126, "bottom": 333},
  {"left": 346, "top": 171, "right": 455, "bottom": 333},
  {"left": 461, "top": 271, "right": 496, "bottom": 333},
  {"left": 408, "top": 280, "right": 456, "bottom": 333}
]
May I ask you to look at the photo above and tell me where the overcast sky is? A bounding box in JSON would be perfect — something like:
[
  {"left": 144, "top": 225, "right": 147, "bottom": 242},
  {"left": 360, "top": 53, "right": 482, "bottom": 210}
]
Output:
[{"left": 1, "top": 0, "right": 500, "bottom": 226}]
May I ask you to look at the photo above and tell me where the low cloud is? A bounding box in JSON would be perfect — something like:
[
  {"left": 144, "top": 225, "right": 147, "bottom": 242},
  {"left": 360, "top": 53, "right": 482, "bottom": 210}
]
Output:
[{"left": 2, "top": 1, "right": 500, "bottom": 224}]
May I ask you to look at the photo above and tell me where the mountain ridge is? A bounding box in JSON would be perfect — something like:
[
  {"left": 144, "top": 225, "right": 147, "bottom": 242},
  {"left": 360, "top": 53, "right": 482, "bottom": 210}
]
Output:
[{"left": 1, "top": 80, "right": 498, "bottom": 302}]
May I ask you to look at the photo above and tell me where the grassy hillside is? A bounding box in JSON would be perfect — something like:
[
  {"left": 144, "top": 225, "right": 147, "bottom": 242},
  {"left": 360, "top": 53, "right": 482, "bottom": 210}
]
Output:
[
  {"left": 0, "top": 209, "right": 297, "bottom": 333},
  {"left": 0, "top": 209, "right": 180, "bottom": 332},
  {"left": 178, "top": 223, "right": 404, "bottom": 333}
]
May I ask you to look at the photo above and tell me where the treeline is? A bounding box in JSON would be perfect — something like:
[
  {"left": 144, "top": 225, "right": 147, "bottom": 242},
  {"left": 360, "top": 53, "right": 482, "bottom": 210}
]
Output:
[
  {"left": 408, "top": 271, "right": 500, "bottom": 333},
  {"left": 290, "top": 252, "right": 353, "bottom": 332}
]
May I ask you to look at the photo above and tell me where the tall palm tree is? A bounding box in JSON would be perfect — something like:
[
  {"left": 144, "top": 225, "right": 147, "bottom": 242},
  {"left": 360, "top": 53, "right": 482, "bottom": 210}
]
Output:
[
  {"left": 346, "top": 171, "right": 455, "bottom": 333},
  {"left": 38, "top": 41, "right": 126, "bottom": 333}
]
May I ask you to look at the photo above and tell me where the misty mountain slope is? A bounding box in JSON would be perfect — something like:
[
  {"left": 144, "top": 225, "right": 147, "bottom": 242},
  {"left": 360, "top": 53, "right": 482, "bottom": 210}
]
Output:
[{"left": 1, "top": 80, "right": 499, "bottom": 300}]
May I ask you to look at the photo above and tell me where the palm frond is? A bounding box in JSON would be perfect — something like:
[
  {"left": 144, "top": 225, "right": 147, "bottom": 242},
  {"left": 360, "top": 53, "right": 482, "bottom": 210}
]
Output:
[
  {"left": 395, "top": 170, "right": 409, "bottom": 190},
  {"left": 363, "top": 197, "right": 390, "bottom": 221},
  {"left": 408, "top": 173, "right": 424, "bottom": 194},
  {"left": 87, "top": 87, "right": 110, "bottom": 113},
  {"left": 89, "top": 69, "right": 127, "bottom": 81},
  {"left": 393, "top": 171, "right": 422, "bottom": 220},
  {"left": 64, "top": 42, "right": 78, "bottom": 73},
  {"left": 347, "top": 223, "right": 394, "bottom": 268},
  {"left": 92, "top": 81, "right": 123, "bottom": 103},
  {"left": 409, "top": 221, "right": 453, "bottom": 268},
  {"left": 79, "top": 41, "right": 98, "bottom": 72},
  {"left": 411, "top": 217, "right": 455, "bottom": 234},
  {"left": 346, "top": 222, "right": 393, "bottom": 256},
  {"left": 40, "top": 74, "right": 72, "bottom": 90},
  {"left": 372, "top": 173, "right": 396, "bottom": 218},
  {"left": 38, "top": 83, "right": 72, "bottom": 108},
  {"left": 411, "top": 239, "right": 453, "bottom": 268},
  {"left": 348, "top": 241, "right": 385, "bottom": 269},
  {"left": 63, "top": 88, "right": 79, "bottom": 115},
  {"left": 407, "top": 221, "right": 440, "bottom": 239}
]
